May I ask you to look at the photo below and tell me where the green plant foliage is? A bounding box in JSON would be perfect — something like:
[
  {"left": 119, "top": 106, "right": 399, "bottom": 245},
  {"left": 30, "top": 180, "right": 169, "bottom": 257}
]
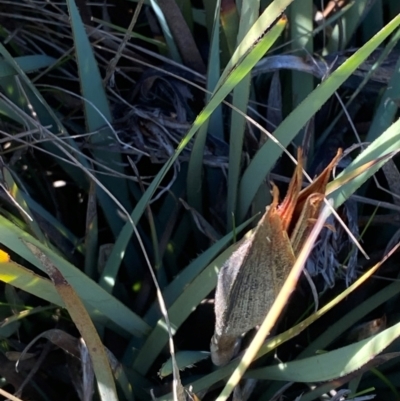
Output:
[{"left": 1, "top": 0, "right": 400, "bottom": 400}]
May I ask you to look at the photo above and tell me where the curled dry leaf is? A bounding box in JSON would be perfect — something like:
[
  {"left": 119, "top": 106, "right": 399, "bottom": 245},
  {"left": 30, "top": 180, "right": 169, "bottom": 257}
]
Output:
[{"left": 211, "top": 149, "right": 342, "bottom": 366}]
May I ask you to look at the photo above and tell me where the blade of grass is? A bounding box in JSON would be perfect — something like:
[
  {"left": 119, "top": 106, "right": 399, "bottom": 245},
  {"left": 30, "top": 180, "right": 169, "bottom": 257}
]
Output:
[
  {"left": 186, "top": 0, "right": 223, "bottom": 212},
  {"left": 226, "top": 0, "right": 259, "bottom": 231},
  {"left": 326, "top": 0, "right": 372, "bottom": 53},
  {"left": 316, "top": 35, "right": 400, "bottom": 150},
  {"left": 362, "top": 0, "right": 383, "bottom": 41},
  {"left": 66, "top": 0, "right": 132, "bottom": 236},
  {"left": 301, "top": 280, "right": 400, "bottom": 358},
  {"left": 84, "top": 180, "right": 98, "bottom": 279},
  {"left": 366, "top": 30, "right": 400, "bottom": 143},
  {"left": 238, "top": 13, "right": 400, "bottom": 221},
  {"left": 91, "top": 17, "right": 167, "bottom": 50},
  {"left": 18, "top": 190, "right": 82, "bottom": 254},
  {"left": 0, "top": 260, "right": 130, "bottom": 327},
  {"left": 0, "top": 260, "right": 64, "bottom": 307},
  {"left": 149, "top": 0, "right": 182, "bottom": 63},
  {"left": 0, "top": 45, "right": 88, "bottom": 189},
  {"left": 132, "top": 243, "right": 237, "bottom": 374},
  {"left": 289, "top": 0, "right": 314, "bottom": 148},
  {"left": 158, "top": 350, "right": 210, "bottom": 378},
  {"left": 163, "top": 242, "right": 400, "bottom": 396},
  {"left": 65, "top": 0, "right": 112, "bottom": 137},
  {"left": 246, "top": 333, "right": 400, "bottom": 381},
  {"left": 0, "top": 215, "right": 151, "bottom": 337},
  {"left": 0, "top": 98, "right": 25, "bottom": 124},
  {"left": 1, "top": 167, "right": 47, "bottom": 244},
  {"left": 0, "top": 55, "right": 56, "bottom": 78},
  {"left": 327, "top": 118, "right": 400, "bottom": 208},
  {"left": 23, "top": 240, "right": 118, "bottom": 401},
  {"left": 143, "top": 216, "right": 255, "bottom": 325},
  {"left": 154, "top": 0, "right": 205, "bottom": 72},
  {"left": 103, "top": 14, "right": 287, "bottom": 297},
  {"left": 206, "top": 0, "right": 224, "bottom": 141},
  {"left": 220, "top": 0, "right": 239, "bottom": 63},
  {"left": 0, "top": 305, "right": 56, "bottom": 329}
]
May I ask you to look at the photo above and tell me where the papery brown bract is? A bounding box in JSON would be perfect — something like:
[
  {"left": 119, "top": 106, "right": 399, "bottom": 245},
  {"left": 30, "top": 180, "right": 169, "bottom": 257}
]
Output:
[
  {"left": 212, "top": 186, "right": 295, "bottom": 365},
  {"left": 211, "top": 149, "right": 342, "bottom": 366}
]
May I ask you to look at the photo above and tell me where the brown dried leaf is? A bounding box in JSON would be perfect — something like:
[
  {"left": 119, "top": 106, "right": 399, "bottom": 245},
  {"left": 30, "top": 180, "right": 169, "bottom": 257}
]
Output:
[
  {"left": 22, "top": 241, "right": 118, "bottom": 401},
  {"left": 279, "top": 149, "right": 304, "bottom": 231},
  {"left": 211, "top": 149, "right": 341, "bottom": 366},
  {"left": 293, "top": 149, "right": 342, "bottom": 224},
  {"left": 212, "top": 185, "right": 296, "bottom": 365}
]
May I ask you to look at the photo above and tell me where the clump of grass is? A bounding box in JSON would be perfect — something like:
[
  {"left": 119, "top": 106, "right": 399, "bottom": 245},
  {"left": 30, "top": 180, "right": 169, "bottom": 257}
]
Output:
[{"left": 0, "top": 0, "right": 400, "bottom": 400}]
